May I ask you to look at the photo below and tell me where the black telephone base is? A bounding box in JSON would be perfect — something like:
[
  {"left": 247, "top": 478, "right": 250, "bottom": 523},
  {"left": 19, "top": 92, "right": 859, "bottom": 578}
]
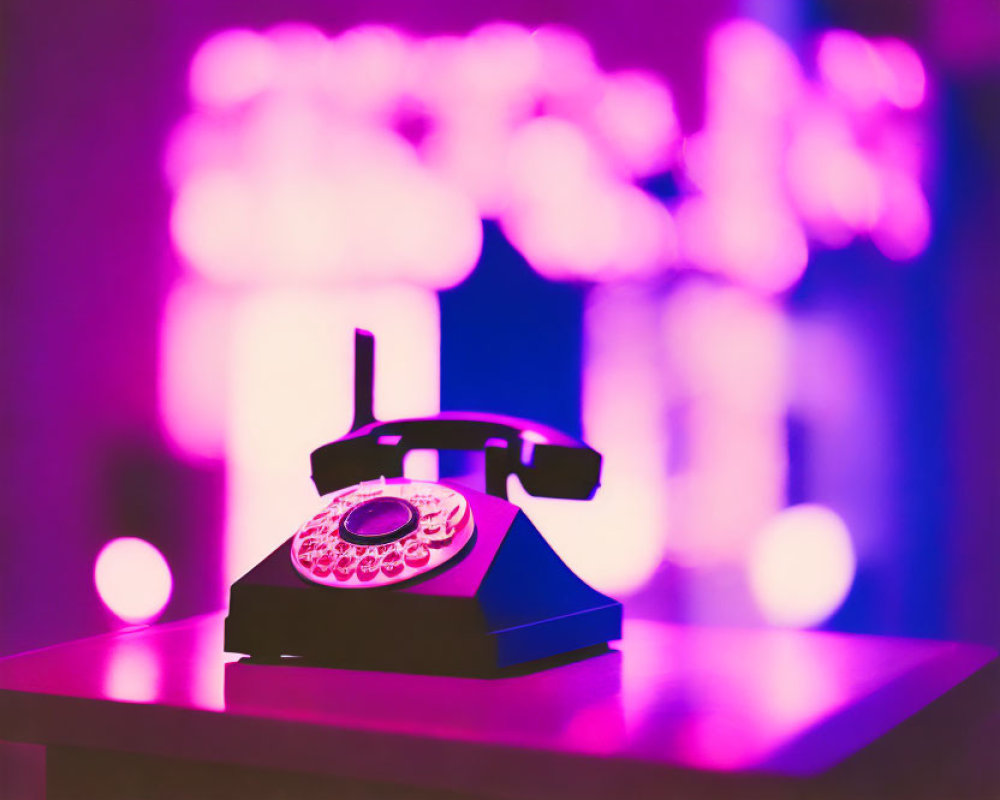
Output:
[{"left": 224, "top": 482, "right": 622, "bottom": 677}]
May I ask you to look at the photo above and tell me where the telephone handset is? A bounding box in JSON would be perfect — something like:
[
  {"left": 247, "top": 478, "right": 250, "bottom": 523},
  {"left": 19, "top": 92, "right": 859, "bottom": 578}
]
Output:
[
  {"left": 310, "top": 330, "right": 602, "bottom": 502},
  {"left": 224, "top": 330, "right": 622, "bottom": 675}
]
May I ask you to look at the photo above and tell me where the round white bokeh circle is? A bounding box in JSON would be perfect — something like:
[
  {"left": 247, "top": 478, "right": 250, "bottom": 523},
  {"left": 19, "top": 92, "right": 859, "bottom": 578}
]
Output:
[
  {"left": 94, "top": 537, "right": 173, "bottom": 624},
  {"left": 749, "top": 504, "right": 856, "bottom": 628}
]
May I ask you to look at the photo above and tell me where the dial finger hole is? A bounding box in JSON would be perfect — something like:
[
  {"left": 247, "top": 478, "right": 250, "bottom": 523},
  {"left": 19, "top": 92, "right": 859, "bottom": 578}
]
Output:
[
  {"left": 357, "top": 555, "right": 381, "bottom": 582},
  {"left": 381, "top": 551, "right": 404, "bottom": 577},
  {"left": 403, "top": 541, "right": 430, "bottom": 568},
  {"left": 334, "top": 556, "right": 357, "bottom": 581},
  {"left": 423, "top": 528, "right": 455, "bottom": 549},
  {"left": 408, "top": 492, "right": 441, "bottom": 509}
]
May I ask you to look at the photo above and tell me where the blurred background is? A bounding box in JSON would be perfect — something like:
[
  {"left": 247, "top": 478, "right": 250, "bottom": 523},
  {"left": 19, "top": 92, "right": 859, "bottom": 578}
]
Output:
[{"left": 2, "top": 0, "right": 999, "bottom": 658}]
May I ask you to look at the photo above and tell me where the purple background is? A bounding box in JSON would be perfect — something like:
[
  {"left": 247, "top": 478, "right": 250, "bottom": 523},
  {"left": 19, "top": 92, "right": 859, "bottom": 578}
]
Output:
[{"left": 2, "top": 0, "right": 1000, "bottom": 655}]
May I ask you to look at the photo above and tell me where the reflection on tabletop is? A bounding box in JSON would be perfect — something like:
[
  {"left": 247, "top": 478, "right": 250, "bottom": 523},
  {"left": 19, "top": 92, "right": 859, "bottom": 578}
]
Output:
[{"left": 0, "top": 612, "right": 990, "bottom": 777}]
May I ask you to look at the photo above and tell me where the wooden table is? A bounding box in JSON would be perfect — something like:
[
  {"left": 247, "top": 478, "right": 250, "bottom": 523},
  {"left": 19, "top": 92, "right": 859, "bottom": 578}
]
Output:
[{"left": 0, "top": 612, "right": 996, "bottom": 799}]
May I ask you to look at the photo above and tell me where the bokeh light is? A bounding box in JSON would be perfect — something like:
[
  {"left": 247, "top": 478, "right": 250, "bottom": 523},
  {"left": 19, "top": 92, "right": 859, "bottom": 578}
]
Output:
[
  {"left": 502, "top": 117, "right": 675, "bottom": 280},
  {"left": 662, "top": 281, "right": 789, "bottom": 566},
  {"left": 158, "top": 279, "right": 232, "bottom": 459},
  {"left": 817, "top": 31, "right": 926, "bottom": 111},
  {"left": 94, "top": 538, "right": 173, "bottom": 624},
  {"left": 785, "top": 108, "right": 883, "bottom": 244},
  {"left": 817, "top": 30, "right": 888, "bottom": 110},
  {"left": 875, "top": 38, "right": 926, "bottom": 110},
  {"left": 188, "top": 28, "right": 278, "bottom": 108},
  {"left": 676, "top": 19, "right": 809, "bottom": 293},
  {"left": 871, "top": 170, "right": 932, "bottom": 261},
  {"left": 590, "top": 70, "right": 679, "bottom": 177},
  {"left": 749, "top": 505, "right": 856, "bottom": 628}
]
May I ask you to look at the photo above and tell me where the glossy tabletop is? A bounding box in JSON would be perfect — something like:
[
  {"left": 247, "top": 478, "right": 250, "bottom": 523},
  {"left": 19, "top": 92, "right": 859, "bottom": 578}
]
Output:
[{"left": 0, "top": 613, "right": 994, "bottom": 799}]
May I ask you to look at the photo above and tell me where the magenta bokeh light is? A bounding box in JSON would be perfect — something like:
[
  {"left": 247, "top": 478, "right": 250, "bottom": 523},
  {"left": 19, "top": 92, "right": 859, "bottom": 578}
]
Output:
[
  {"left": 167, "top": 21, "right": 683, "bottom": 286},
  {"left": 167, "top": 18, "right": 931, "bottom": 288},
  {"left": 817, "top": 31, "right": 927, "bottom": 112},
  {"left": 679, "top": 19, "right": 931, "bottom": 293},
  {"left": 188, "top": 28, "right": 280, "bottom": 109}
]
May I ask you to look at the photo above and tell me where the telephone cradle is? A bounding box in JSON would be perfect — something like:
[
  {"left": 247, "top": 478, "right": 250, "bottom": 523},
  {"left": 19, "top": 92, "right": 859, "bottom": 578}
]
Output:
[{"left": 224, "top": 330, "right": 622, "bottom": 676}]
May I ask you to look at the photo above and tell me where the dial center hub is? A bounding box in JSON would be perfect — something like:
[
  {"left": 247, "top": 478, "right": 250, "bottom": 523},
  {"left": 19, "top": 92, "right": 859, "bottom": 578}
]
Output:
[{"left": 339, "top": 496, "right": 418, "bottom": 545}]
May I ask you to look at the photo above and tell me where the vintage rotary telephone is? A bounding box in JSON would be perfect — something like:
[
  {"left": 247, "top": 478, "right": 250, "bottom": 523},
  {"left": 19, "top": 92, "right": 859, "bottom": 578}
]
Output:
[{"left": 224, "top": 330, "right": 622, "bottom": 675}]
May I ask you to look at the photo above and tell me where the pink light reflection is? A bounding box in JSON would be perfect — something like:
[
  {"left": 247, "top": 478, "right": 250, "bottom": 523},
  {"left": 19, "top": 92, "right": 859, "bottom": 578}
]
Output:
[
  {"left": 103, "top": 638, "right": 163, "bottom": 704},
  {"left": 608, "top": 619, "right": 851, "bottom": 771}
]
